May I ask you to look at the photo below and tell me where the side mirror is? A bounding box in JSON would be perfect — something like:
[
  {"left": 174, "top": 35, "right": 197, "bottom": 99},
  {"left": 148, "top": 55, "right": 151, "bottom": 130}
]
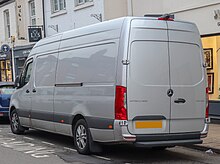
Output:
[{"left": 14, "top": 76, "right": 20, "bottom": 88}]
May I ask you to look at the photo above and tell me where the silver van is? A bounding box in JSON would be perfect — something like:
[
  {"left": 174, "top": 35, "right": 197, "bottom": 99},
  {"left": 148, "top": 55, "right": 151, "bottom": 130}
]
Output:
[{"left": 9, "top": 16, "right": 209, "bottom": 154}]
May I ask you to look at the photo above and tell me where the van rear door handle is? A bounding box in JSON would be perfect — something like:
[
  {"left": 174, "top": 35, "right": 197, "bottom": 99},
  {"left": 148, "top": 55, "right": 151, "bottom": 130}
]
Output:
[
  {"left": 32, "top": 89, "right": 36, "bottom": 93},
  {"left": 26, "top": 90, "right": 30, "bottom": 93},
  {"left": 174, "top": 98, "right": 186, "bottom": 104}
]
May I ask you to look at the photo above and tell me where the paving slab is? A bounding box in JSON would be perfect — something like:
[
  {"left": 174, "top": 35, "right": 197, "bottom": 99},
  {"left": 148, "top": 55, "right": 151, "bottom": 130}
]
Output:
[{"left": 187, "top": 121, "right": 220, "bottom": 154}]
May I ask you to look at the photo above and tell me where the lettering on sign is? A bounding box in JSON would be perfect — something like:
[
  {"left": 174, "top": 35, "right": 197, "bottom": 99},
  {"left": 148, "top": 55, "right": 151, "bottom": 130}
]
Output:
[
  {"left": 23, "top": 50, "right": 31, "bottom": 55},
  {"left": 16, "top": 0, "right": 25, "bottom": 39}
]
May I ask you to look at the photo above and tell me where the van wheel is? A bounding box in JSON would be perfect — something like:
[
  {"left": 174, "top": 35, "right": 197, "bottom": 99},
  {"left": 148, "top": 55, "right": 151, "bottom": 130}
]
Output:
[
  {"left": 10, "top": 110, "right": 25, "bottom": 134},
  {"left": 74, "top": 119, "right": 91, "bottom": 154}
]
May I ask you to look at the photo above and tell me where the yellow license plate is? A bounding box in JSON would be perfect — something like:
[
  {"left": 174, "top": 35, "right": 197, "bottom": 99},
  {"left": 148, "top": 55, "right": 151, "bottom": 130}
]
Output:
[{"left": 135, "top": 120, "right": 162, "bottom": 129}]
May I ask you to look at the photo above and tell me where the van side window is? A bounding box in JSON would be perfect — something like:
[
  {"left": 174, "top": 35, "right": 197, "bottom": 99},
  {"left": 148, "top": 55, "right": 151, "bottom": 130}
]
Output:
[
  {"left": 56, "top": 43, "right": 117, "bottom": 84},
  {"left": 35, "top": 54, "right": 57, "bottom": 87},
  {"left": 20, "top": 61, "right": 33, "bottom": 87}
]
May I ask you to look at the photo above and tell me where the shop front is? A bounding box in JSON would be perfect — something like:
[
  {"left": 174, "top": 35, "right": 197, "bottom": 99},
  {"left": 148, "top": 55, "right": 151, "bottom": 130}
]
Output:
[
  {"left": 0, "top": 44, "right": 33, "bottom": 82},
  {"left": 202, "top": 36, "right": 220, "bottom": 118},
  {"left": 0, "top": 51, "right": 12, "bottom": 82},
  {"left": 13, "top": 44, "right": 34, "bottom": 77}
]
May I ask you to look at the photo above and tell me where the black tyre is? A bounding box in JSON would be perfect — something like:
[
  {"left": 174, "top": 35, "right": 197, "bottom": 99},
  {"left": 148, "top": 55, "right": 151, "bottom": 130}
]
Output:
[
  {"left": 74, "top": 119, "right": 91, "bottom": 154},
  {"left": 10, "top": 110, "right": 25, "bottom": 134}
]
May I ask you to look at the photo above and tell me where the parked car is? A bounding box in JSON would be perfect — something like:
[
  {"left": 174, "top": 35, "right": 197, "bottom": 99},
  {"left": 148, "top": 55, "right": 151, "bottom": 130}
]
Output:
[{"left": 0, "top": 82, "right": 15, "bottom": 119}]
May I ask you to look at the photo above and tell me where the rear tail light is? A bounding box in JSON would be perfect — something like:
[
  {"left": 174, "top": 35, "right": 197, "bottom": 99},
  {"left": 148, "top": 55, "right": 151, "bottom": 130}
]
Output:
[
  {"left": 206, "top": 87, "right": 209, "bottom": 118},
  {"left": 115, "top": 86, "right": 127, "bottom": 120}
]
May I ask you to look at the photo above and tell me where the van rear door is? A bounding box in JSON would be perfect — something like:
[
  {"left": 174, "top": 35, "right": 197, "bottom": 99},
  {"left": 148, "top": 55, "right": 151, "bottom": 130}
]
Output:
[
  {"left": 167, "top": 21, "right": 206, "bottom": 133},
  {"left": 127, "top": 19, "right": 170, "bottom": 135},
  {"left": 127, "top": 19, "right": 205, "bottom": 135}
]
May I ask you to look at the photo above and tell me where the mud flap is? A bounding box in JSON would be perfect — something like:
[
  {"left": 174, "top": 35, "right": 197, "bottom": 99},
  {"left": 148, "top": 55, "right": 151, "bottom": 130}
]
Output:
[{"left": 88, "top": 129, "right": 103, "bottom": 154}]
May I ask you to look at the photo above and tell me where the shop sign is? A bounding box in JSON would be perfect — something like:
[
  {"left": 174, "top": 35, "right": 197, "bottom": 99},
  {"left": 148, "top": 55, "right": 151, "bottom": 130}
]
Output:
[
  {"left": 14, "top": 48, "right": 32, "bottom": 58},
  {"left": 1, "top": 44, "right": 10, "bottom": 54},
  {"left": 0, "top": 54, "right": 7, "bottom": 60},
  {"left": 16, "top": 0, "right": 26, "bottom": 39},
  {"left": 22, "top": 50, "right": 31, "bottom": 56},
  {"left": 28, "top": 28, "right": 42, "bottom": 42}
]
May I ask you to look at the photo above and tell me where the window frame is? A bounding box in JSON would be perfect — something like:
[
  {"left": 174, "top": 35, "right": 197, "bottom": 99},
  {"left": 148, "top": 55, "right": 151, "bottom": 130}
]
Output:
[
  {"left": 75, "top": 0, "right": 93, "bottom": 6},
  {"left": 4, "top": 9, "right": 10, "bottom": 39},
  {"left": 51, "top": 0, "right": 66, "bottom": 13},
  {"left": 29, "top": 0, "right": 36, "bottom": 26}
]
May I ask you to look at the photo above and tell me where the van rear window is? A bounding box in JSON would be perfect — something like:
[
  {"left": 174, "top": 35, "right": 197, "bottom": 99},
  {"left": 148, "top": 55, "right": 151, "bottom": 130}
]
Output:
[
  {"left": 130, "top": 41, "right": 170, "bottom": 86},
  {"left": 169, "top": 43, "right": 203, "bottom": 86}
]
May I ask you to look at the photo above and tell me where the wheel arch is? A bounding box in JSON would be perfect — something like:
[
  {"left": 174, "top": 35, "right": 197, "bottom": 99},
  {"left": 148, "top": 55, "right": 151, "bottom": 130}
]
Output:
[
  {"left": 72, "top": 114, "right": 86, "bottom": 135},
  {"left": 9, "top": 106, "right": 16, "bottom": 120}
]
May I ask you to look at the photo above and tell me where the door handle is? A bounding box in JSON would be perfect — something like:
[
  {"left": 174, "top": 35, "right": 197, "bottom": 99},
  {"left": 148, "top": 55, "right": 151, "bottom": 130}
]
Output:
[
  {"left": 174, "top": 98, "right": 186, "bottom": 104},
  {"left": 32, "top": 89, "right": 36, "bottom": 93},
  {"left": 26, "top": 90, "right": 30, "bottom": 93}
]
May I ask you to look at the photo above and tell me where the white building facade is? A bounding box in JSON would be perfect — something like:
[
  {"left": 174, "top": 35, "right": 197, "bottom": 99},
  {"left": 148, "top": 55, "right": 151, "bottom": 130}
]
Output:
[
  {"left": 0, "top": 0, "right": 44, "bottom": 81},
  {"left": 0, "top": 0, "right": 17, "bottom": 81},
  {"left": 44, "top": 0, "right": 104, "bottom": 36},
  {"left": 43, "top": 0, "right": 220, "bottom": 36}
]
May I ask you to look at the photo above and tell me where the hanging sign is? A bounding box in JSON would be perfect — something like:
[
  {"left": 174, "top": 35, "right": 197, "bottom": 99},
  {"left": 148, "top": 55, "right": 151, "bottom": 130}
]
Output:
[
  {"left": 28, "top": 28, "right": 42, "bottom": 42},
  {"left": 1, "top": 44, "right": 10, "bottom": 54}
]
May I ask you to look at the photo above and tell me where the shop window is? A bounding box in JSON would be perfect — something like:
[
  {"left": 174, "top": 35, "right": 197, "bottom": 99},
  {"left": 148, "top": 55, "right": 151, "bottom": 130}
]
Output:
[
  {"left": 202, "top": 36, "right": 220, "bottom": 100},
  {"left": 0, "top": 60, "right": 12, "bottom": 82}
]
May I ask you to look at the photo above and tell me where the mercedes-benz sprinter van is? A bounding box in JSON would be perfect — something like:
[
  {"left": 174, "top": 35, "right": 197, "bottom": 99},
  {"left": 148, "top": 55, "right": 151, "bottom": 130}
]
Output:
[{"left": 9, "top": 16, "right": 209, "bottom": 154}]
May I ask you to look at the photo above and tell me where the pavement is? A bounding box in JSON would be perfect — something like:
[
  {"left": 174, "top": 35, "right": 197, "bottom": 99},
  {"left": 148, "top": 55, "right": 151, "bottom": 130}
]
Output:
[{"left": 188, "top": 119, "right": 220, "bottom": 154}]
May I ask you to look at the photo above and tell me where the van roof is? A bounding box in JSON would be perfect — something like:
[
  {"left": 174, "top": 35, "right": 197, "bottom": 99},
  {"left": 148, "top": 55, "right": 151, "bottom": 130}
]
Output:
[
  {"left": 35, "top": 16, "right": 196, "bottom": 43},
  {"left": 30, "top": 16, "right": 197, "bottom": 57}
]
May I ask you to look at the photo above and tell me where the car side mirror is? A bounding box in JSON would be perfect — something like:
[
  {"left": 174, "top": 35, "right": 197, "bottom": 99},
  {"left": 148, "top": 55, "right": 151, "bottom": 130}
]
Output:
[{"left": 14, "top": 76, "right": 20, "bottom": 88}]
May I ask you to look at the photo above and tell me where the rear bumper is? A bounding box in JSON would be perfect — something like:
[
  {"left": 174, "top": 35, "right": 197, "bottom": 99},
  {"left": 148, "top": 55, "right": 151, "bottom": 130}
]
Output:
[
  {"left": 134, "top": 132, "right": 202, "bottom": 147},
  {"left": 135, "top": 139, "right": 202, "bottom": 147},
  {"left": 136, "top": 132, "right": 201, "bottom": 142},
  {"left": 0, "top": 111, "right": 9, "bottom": 117},
  {"left": 113, "top": 120, "right": 208, "bottom": 147},
  {"left": 0, "top": 107, "right": 9, "bottom": 118}
]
